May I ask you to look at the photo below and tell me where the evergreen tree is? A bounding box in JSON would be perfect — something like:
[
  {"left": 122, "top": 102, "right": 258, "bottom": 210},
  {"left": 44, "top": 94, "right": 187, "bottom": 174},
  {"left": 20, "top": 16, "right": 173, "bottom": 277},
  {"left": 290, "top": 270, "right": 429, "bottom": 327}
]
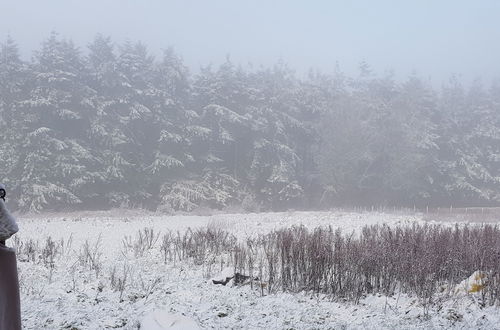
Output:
[
  {"left": 0, "top": 33, "right": 498, "bottom": 212},
  {"left": 17, "top": 33, "right": 98, "bottom": 211},
  {"left": 0, "top": 36, "right": 28, "bottom": 206}
]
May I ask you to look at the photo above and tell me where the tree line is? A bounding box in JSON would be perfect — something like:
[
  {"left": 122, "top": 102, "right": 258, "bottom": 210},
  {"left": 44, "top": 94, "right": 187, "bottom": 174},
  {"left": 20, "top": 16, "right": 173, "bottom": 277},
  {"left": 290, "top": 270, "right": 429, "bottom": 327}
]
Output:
[{"left": 0, "top": 33, "right": 498, "bottom": 212}]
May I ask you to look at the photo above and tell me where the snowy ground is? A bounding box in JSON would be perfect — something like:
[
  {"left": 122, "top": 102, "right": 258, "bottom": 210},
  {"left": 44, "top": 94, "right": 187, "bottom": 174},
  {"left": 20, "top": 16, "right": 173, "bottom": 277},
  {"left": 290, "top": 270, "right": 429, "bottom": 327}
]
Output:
[{"left": 9, "top": 210, "right": 500, "bottom": 329}]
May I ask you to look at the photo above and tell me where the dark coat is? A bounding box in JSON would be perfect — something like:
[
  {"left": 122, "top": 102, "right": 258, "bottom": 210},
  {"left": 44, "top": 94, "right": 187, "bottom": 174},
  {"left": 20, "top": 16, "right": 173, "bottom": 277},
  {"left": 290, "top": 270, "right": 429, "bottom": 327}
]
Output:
[
  {"left": 0, "top": 243, "right": 21, "bottom": 330},
  {"left": 0, "top": 191, "right": 21, "bottom": 330}
]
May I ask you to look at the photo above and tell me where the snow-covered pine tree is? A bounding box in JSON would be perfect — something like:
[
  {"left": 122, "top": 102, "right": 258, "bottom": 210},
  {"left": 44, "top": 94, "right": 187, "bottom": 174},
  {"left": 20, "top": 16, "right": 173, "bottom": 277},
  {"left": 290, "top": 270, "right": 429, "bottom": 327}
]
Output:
[
  {"left": 244, "top": 64, "right": 308, "bottom": 209},
  {"left": 438, "top": 79, "right": 500, "bottom": 205},
  {"left": 91, "top": 40, "right": 158, "bottom": 207},
  {"left": 16, "top": 33, "right": 99, "bottom": 211},
  {"left": 385, "top": 75, "right": 441, "bottom": 205},
  {"left": 148, "top": 48, "right": 196, "bottom": 209},
  {"left": 0, "top": 36, "right": 28, "bottom": 207}
]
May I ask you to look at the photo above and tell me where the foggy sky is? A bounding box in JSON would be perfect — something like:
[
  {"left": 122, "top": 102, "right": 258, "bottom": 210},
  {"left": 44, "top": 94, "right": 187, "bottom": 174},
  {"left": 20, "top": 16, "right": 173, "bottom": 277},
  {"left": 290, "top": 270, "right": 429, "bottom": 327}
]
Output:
[{"left": 1, "top": 0, "right": 500, "bottom": 83}]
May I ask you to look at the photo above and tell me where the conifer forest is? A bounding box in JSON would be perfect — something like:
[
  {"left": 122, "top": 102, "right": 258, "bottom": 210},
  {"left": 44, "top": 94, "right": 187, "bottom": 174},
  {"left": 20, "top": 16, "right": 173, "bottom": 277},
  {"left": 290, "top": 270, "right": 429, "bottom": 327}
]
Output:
[{"left": 0, "top": 34, "right": 499, "bottom": 212}]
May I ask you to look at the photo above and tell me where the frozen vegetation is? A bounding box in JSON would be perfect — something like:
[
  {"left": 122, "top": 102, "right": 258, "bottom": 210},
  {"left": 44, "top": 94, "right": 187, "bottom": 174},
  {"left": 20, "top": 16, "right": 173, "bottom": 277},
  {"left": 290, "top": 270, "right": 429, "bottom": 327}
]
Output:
[{"left": 9, "top": 210, "right": 500, "bottom": 329}]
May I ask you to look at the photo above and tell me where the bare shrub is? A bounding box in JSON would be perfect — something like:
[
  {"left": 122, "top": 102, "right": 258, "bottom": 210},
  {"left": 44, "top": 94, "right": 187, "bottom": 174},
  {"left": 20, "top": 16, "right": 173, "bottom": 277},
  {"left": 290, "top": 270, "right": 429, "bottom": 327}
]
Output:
[
  {"left": 138, "top": 274, "right": 162, "bottom": 302},
  {"left": 41, "top": 236, "right": 59, "bottom": 269},
  {"left": 122, "top": 227, "right": 160, "bottom": 258},
  {"left": 59, "top": 234, "right": 73, "bottom": 257},
  {"left": 171, "top": 227, "right": 237, "bottom": 265},
  {"left": 78, "top": 235, "right": 103, "bottom": 277},
  {"left": 160, "top": 230, "right": 174, "bottom": 264},
  {"left": 110, "top": 264, "right": 131, "bottom": 302},
  {"left": 231, "top": 223, "right": 500, "bottom": 305},
  {"left": 13, "top": 235, "right": 68, "bottom": 269},
  {"left": 11, "top": 236, "right": 39, "bottom": 263}
]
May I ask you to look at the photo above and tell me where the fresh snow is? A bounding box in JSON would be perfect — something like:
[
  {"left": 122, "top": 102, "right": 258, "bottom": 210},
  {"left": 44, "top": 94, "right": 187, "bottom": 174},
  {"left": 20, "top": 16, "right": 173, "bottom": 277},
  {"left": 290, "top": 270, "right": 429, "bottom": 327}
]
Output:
[
  {"left": 140, "top": 311, "right": 200, "bottom": 330},
  {"left": 11, "top": 210, "right": 500, "bottom": 329}
]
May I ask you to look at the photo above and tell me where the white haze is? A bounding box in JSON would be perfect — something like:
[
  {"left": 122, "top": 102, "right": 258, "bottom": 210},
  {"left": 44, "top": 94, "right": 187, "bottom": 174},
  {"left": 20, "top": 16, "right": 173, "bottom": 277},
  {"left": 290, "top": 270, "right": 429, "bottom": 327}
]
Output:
[{"left": 1, "top": 0, "right": 500, "bottom": 83}]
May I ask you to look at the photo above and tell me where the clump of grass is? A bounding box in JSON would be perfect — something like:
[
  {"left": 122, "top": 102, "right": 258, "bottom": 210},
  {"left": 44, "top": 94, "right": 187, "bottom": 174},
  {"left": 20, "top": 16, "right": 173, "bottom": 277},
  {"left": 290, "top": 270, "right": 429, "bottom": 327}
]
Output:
[{"left": 122, "top": 227, "right": 160, "bottom": 258}]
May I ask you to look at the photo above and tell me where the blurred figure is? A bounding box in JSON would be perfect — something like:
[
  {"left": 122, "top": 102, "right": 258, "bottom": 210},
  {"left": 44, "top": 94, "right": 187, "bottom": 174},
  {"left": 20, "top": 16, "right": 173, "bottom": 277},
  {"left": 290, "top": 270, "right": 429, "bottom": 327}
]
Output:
[{"left": 0, "top": 184, "right": 21, "bottom": 330}]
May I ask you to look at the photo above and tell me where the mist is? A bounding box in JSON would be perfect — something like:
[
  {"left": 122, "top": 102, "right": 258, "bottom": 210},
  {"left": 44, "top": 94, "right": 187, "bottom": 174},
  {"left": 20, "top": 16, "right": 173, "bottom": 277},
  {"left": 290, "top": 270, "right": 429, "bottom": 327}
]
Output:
[{"left": 2, "top": 0, "right": 500, "bottom": 83}]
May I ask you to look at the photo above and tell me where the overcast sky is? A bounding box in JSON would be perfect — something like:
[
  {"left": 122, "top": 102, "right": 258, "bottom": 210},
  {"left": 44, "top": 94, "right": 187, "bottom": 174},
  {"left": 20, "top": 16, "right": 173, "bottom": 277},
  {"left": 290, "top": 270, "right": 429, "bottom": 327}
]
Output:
[{"left": 1, "top": 0, "right": 499, "bottom": 83}]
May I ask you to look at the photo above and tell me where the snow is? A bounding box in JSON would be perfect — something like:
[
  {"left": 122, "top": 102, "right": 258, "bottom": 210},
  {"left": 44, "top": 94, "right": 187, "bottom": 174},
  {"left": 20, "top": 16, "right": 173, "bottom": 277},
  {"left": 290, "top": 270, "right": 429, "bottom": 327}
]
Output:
[
  {"left": 454, "top": 271, "right": 488, "bottom": 296},
  {"left": 141, "top": 311, "right": 200, "bottom": 330},
  {"left": 17, "top": 210, "right": 422, "bottom": 245},
  {"left": 10, "top": 210, "right": 500, "bottom": 329}
]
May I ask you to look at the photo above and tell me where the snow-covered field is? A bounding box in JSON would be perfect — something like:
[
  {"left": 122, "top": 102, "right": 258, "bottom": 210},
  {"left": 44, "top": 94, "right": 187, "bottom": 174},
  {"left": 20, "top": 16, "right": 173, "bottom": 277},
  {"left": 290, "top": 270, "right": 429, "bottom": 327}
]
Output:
[{"left": 10, "top": 210, "right": 500, "bottom": 329}]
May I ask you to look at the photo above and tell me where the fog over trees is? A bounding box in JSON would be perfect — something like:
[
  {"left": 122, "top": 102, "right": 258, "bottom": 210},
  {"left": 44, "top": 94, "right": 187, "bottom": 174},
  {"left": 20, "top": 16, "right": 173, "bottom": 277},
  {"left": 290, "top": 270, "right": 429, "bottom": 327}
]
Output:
[{"left": 0, "top": 33, "right": 499, "bottom": 212}]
